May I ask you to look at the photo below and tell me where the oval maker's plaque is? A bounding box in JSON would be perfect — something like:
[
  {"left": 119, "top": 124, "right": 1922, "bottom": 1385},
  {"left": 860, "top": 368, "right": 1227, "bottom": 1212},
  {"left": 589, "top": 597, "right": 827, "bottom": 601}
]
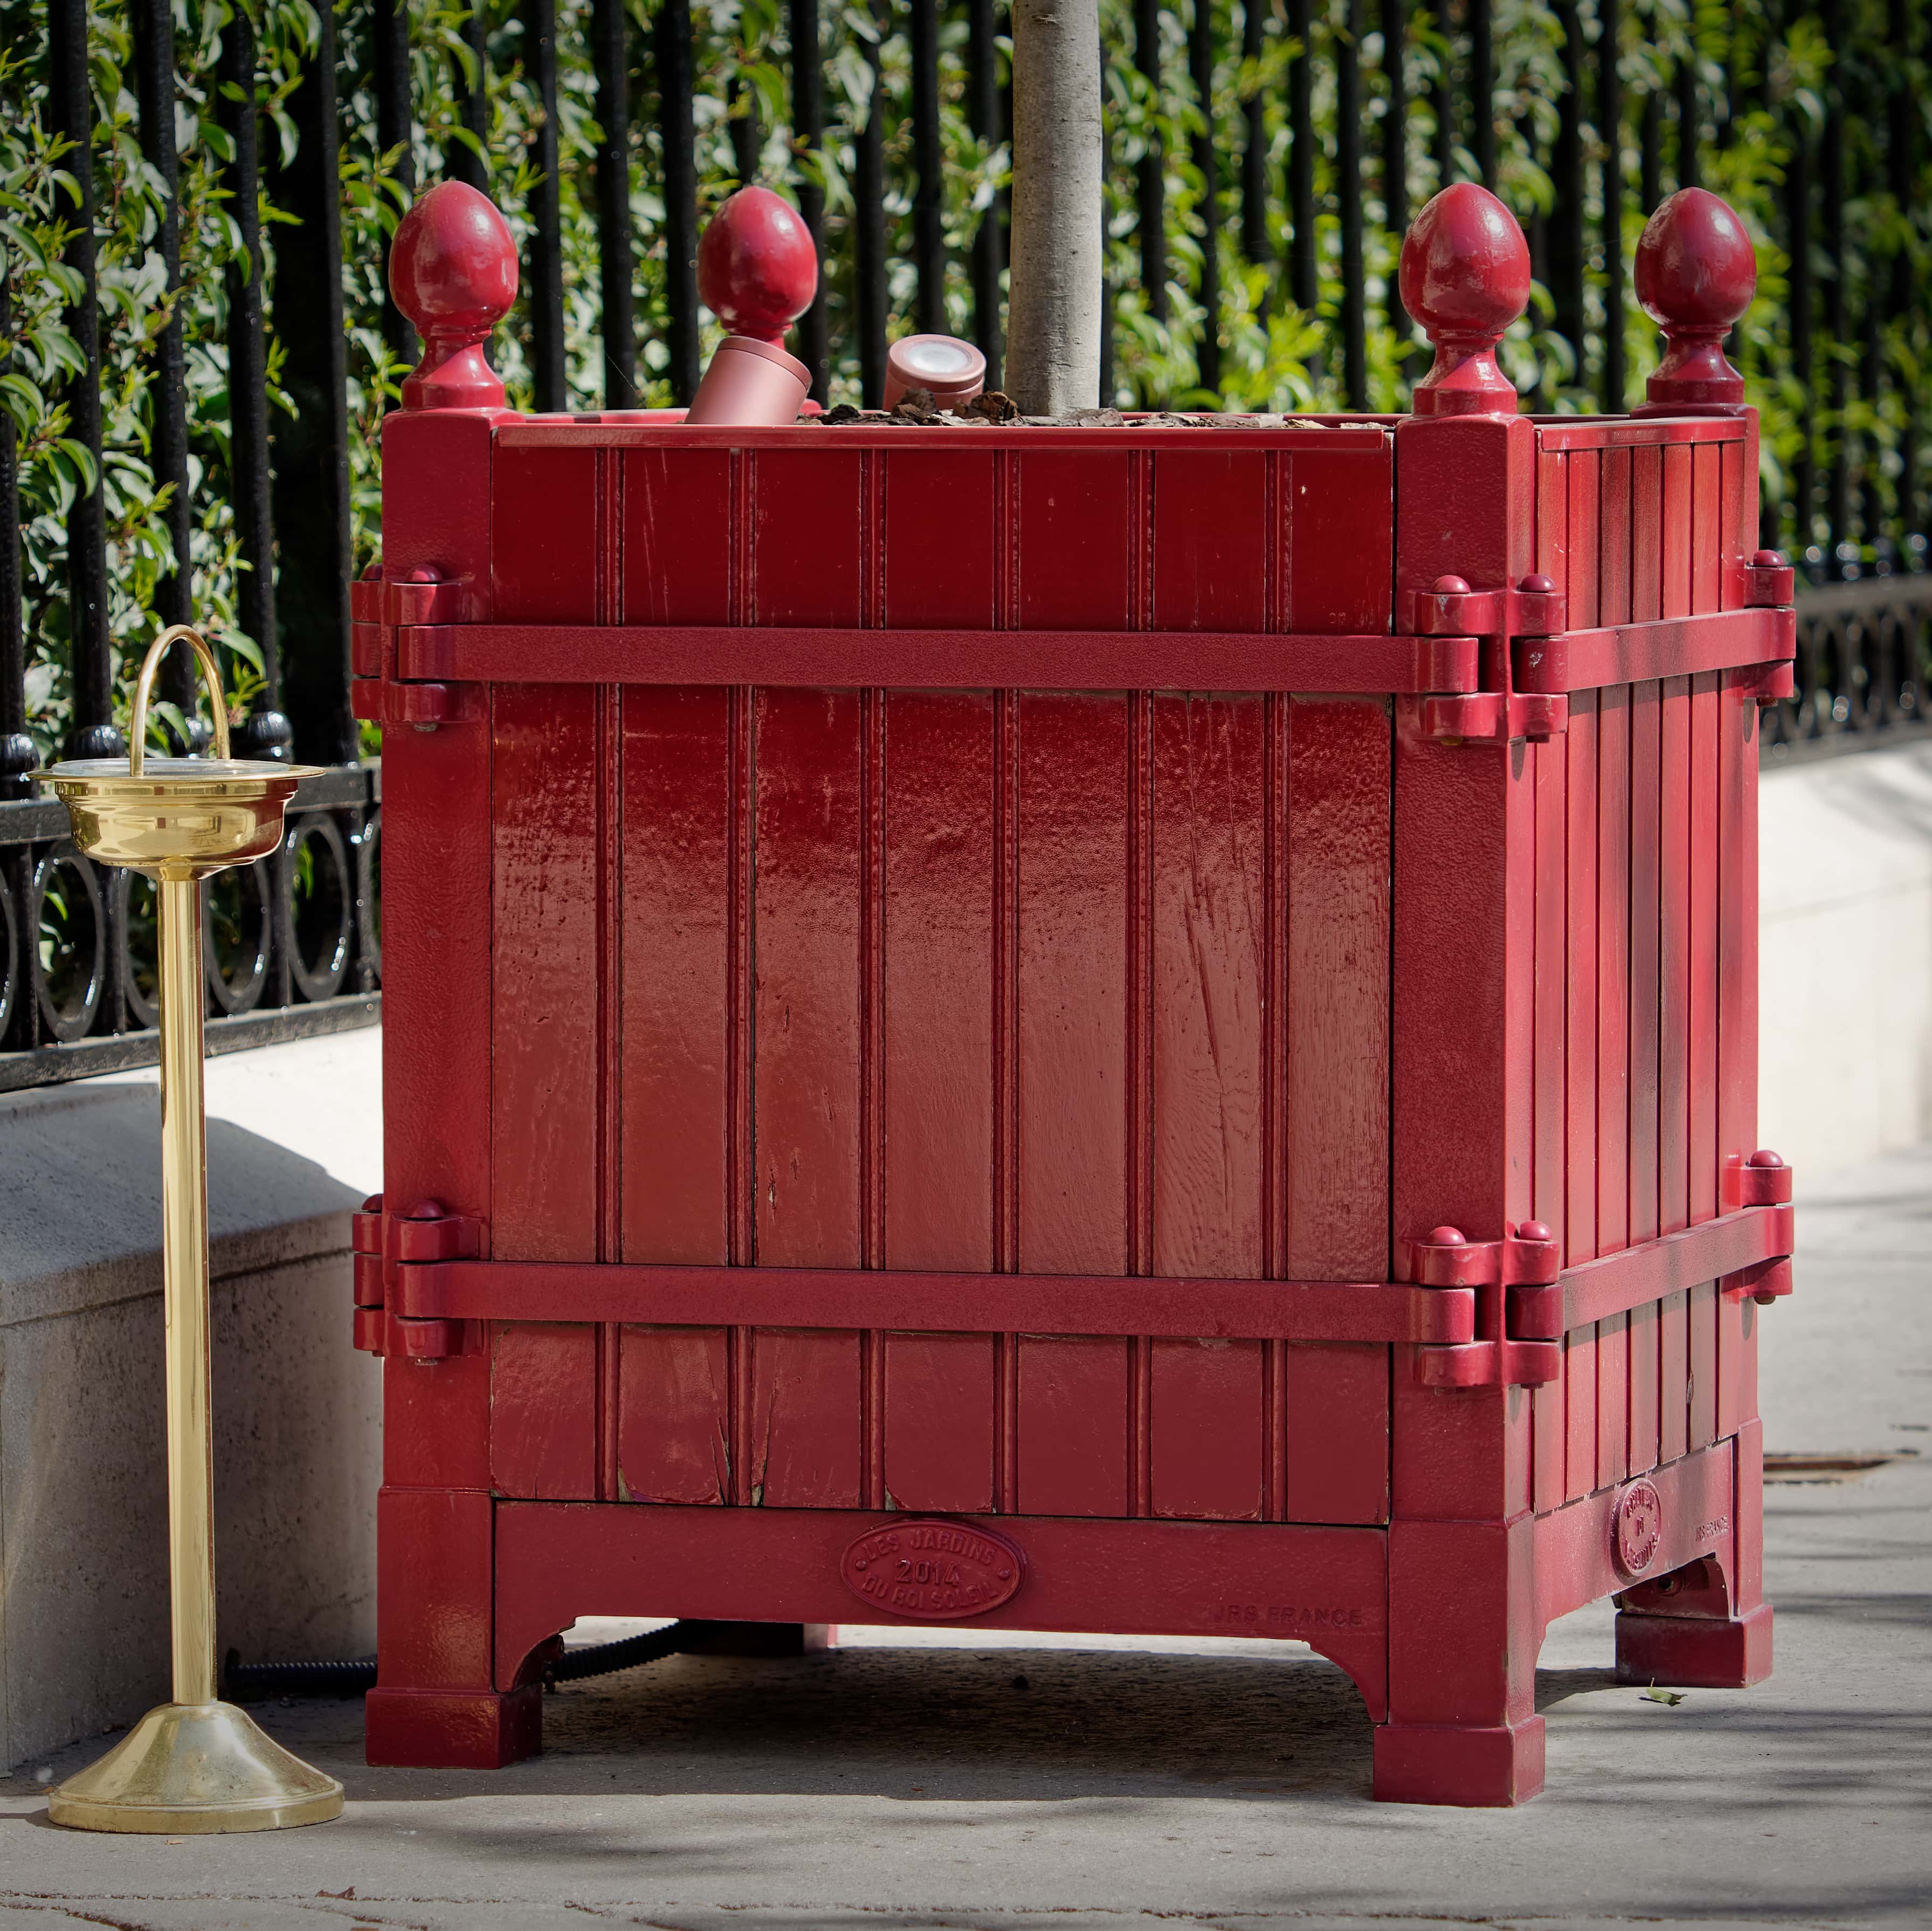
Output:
[{"left": 840, "top": 1519, "right": 1024, "bottom": 1620}]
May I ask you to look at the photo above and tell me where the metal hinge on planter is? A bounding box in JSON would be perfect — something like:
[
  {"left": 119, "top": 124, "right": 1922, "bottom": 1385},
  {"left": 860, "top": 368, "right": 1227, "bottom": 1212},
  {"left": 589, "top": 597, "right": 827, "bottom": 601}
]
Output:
[
  {"left": 1405, "top": 573, "right": 1570, "bottom": 744},
  {"left": 349, "top": 569, "right": 481, "bottom": 729},
  {"left": 350, "top": 1194, "right": 484, "bottom": 1361},
  {"left": 1402, "top": 1220, "right": 1564, "bottom": 1388}
]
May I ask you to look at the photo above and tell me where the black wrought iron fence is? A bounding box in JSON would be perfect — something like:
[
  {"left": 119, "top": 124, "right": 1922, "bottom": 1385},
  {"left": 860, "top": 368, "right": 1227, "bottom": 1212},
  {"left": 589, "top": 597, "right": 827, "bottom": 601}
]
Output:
[{"left": 4, "top": 0, "right": 1932, "bottom": 1091}]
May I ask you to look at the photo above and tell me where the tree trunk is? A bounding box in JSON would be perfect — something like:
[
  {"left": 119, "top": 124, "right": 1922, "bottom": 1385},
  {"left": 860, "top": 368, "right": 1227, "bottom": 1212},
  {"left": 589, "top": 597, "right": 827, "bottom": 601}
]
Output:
[{"left": 1006, "top": 0, "right": 1103, "bottom": 413}]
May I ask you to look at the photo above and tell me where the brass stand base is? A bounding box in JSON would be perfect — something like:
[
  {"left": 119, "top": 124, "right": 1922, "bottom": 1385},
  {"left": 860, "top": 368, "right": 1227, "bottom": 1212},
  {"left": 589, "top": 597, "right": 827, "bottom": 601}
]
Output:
[{"left": 47, "top": 1701, "right": 344, "bottom": 1833}]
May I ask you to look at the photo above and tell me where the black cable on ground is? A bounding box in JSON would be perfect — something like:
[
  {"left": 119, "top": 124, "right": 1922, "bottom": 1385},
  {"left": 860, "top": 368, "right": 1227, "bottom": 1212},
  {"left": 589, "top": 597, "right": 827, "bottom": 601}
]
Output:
[{"left": 225, "top": 1621, "right": 714, "bottom": 1700}]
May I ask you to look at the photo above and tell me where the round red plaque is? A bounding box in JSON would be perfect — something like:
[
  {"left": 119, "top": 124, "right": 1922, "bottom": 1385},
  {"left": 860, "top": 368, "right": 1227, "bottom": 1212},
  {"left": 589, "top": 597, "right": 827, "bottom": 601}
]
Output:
[
  {"left": 1612, "top": 1478, "right": 1665, "bottom": 1578},
  {"left": 840, "top": 1519, "right": 1024, "bottom": 1621}
]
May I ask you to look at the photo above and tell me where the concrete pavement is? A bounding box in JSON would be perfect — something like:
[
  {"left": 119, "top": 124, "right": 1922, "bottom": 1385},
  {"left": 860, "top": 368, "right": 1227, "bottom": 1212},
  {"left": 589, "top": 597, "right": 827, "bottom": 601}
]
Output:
[{"left": 1, "top": 1145, "right": 1926, "bottom": 1930}]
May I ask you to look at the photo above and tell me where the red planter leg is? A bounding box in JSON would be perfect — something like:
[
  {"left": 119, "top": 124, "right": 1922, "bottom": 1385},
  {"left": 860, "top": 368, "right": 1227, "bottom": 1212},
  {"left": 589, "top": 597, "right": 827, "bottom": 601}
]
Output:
[
  {"left": 364, "top": 1485, "right": 546, "bottom": 1769},
  {"left": 1614, "top": 1601, "right": 1772, "bottom": 1688},
  {"left": 1375, "top": 1497, "right": 1544, "bottom": 1808},
  {"left": 1615, "top": 1419, "right": 1772, "bottom": 1689}
]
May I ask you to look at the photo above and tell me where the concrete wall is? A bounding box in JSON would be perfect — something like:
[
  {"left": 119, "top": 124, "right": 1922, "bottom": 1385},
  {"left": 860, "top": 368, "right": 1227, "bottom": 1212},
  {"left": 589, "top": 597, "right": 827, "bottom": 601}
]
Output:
[
  {"left": 1760, "top": 738, "right": 1932, "bottom": 1179},
  {"left": 0, "top": 1037, "right": 381, "bottom": 1771}
]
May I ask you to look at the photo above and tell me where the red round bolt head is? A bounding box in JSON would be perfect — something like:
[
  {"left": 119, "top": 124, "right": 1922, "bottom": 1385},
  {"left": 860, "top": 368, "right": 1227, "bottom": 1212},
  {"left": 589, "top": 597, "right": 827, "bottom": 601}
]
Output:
[
  {"left": 1516, "top": 1221, "right": 1552, "bottom": 1244},
  {"left": 1426, "top": 1226, "right": 1467, "bottom": 1247},
  {"left": 697, "top": 186, "right": 819, "bottom": 345},
  {"left": 1432, "top": 575, "right": 1472, "bottom": 596},
  {"left": 1752, "top": 549, "right": 1787, "bottom": 568},
  {"left": 406, "top": 1198, "right": 446, "bottom": 1220},
  {"left": 1399, "top": 184, "right": 1530, "bottom": 417},
  {"left": 1747, "top": 1148, "right": 1785, "bottom": 1168},
  {"left": 388, "top": 181, "right": 519, "bottom": 411},
  {"left": 1519, "top": 574, "right": 1556, "bottom": 596},
  {"left": 1635, "top": 188, "right": 1756, "bottom": 410}
]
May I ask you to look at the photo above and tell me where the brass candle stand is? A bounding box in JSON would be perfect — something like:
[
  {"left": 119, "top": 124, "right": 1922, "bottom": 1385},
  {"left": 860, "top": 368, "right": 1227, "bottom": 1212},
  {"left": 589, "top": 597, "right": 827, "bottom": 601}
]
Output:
[{"left": 39, "top": 626, "right": 344, "bottom": 1833}]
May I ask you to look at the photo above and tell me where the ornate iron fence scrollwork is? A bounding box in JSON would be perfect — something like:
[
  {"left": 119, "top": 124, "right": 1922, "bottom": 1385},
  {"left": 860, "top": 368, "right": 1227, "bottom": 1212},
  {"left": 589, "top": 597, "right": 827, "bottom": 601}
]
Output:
[
  {"left": 0, "top": 765, "right": 380, "bottom": 1092},
  {"left": 1768, "top": 575, "right": 1932, "bottom": 760}
]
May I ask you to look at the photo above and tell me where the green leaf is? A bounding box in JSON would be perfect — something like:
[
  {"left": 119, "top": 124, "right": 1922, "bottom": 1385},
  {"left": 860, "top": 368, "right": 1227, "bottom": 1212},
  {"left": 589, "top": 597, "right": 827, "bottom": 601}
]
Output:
[{"left": 1641, "top": 1683, "right": 1687, "bottom": 1706}]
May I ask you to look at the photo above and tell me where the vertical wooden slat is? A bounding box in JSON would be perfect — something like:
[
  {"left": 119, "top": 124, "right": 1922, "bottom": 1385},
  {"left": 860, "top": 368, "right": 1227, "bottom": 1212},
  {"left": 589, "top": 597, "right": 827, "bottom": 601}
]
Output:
[
  {"left": 1629, "top": 679, "right": 1662, "bottom": 1248},
  {"left": 492, "top": 1325, "right": 598, "bottom": 1499},
  {"left": 883, "top": 691, "right": 996, "bottom": 1269},
  {"left": 1595, "top": 686, "right": 1630, "bottom": 1256},
  {"left": 750, "top": 1329, "right": 864, "bottom": 1506},
  {"left": 1017, "top": 693, "right": 1128, "bottom": 1272},
  {"left": 1717, "top": 671, "right": 1760, "bottom": 1168},
  {"left": 1659, "top": 677, "right": 1692, "bottom": 1236},
  {"left": 619, "top": 1327, "right": 730, "bottom": 1503},
  {"left": 1691, "top": 440, "right": 1725, "bottom": 613},
  {"left": 884, "top": 1334, "right": 997, "bottom": 1510},
  {"left": 493, "top": 686, "right": 602, "bottom": 1261},
  {"left": 753, "top": 689, "right": 864, "bottom": 1266},
  {"left": 522, "top": 0, "right": 567, "bottom": 410},
  {"left": 1151, "top": 695, "right": 1266, "bottom": 1277},
  {"left": 1151, "top": 1339, "right": 1266, "bottom": 1520},
  {"left": 620, "top": 687, "right": 732, "bottom": 1263},
  {"left": 1689, "top": 673, "right": 1720, "bottom": 1221},
  {"left": 1285, "top": 698, "right": 1390, "bottom": 1278}
]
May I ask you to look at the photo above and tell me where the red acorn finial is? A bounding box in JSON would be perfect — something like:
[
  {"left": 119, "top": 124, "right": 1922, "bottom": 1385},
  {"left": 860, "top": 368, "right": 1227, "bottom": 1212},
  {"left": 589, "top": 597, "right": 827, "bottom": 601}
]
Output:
[
  {"left": 1398, "top": 183, "right": 1531, "bottom": 418},
  {"left": 696, "top": 186, "right": 819, "bottom": 346},
  {"left": 1635, "top": 188, "right": 1757, "bottom": 412},
  {"left": 389, "top": 181, "right": 519, "bottom": 411}
]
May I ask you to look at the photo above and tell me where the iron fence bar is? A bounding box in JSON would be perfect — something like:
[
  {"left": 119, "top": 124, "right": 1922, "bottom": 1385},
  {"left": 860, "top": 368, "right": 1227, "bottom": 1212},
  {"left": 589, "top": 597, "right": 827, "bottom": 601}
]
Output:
[
  {"left": 1381, "top": 0, "right": 1408, "bottom": 338},
  {"left": 374, "top": 0, "right": 418, "bottom": 361},
  {"left": 1430, "top": 0, "right": 1453, "bottom": 190},
  {"left": 657, "top": 0, "right": 700, "bottom": 405},
  {"left": 1639, "top": 87, "right": 1662, "bottom": 218},
  {"left": 218, "top": 7, "right": 282, "bottom": 728},
  {"left": 790, "top": 0, "right": 829, "bottom": 401},
  {"left": 1784, "top": 0, "right": 1814, "bottom": 551},
  {"left": 594, "top": 0, "right": 638, "bottom": 407},
  {"left": 47, "top": 0, "right": 115, "bottom": 761},
  {"left": 1821, "top": 0, "right": 1848, "bottom": 556},
  {"left": 730, "top": 70, "right": 763, "bottom": 186},
  {"left": 0, "top": 248, "right": 28, "bottom": 799},
  {"left": 522, "top": 0, "right": 567, "bottom": 412},
  {"left": 1136, "top": 0, "right": 1169, "bottom": 326},
  {"left": 1240, "top": 0, "right": 1270, "bottom": 310},
  {"left": 856, "top": 0, "right": 890, "bottom": 407},
  {"left": 450, "top": 0, "right": 492, "bottom": 191},
  {"left": 1675, "top": 46, "right": 1699, "bottom": 190},
  {"left": 132, "top": 0, "right": 195, "bottom": 723},
  {"left": 1337, "top": 0, "right": 1367, "bottom": 407},
  {"left": 1550, "top": 0, "right": 1584, "bottom": 364},
  {"left": 1599, "top": 0, "right": 1626, "bottom": 411},
  {"left": 968, "top": 0, "right": 1006, "bottom": 387},
  {"left": 271, "top": 0, "right": 358, "bottom": 768},
  {"left": 1890, "top": 0, "right": 1918, "bottom": 536},
  {"left": 912, "top": 0, "right": 947, "bottom": 334},
  {"left": 1468, "top": 0, "right": 1493, "bottom": 186},
  {"left": 1287, "top": 0, "right": 1317, "bottom": 317},
  {"left": 1190, "top": 0, "right": 1222, "bottom": 396}
]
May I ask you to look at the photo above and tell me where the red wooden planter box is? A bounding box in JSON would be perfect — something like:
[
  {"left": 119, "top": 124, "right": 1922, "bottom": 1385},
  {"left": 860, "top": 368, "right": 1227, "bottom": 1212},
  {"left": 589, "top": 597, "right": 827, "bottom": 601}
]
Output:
[{"left": 350, "top": 182, "right": 1795, "bottom": 1805}]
